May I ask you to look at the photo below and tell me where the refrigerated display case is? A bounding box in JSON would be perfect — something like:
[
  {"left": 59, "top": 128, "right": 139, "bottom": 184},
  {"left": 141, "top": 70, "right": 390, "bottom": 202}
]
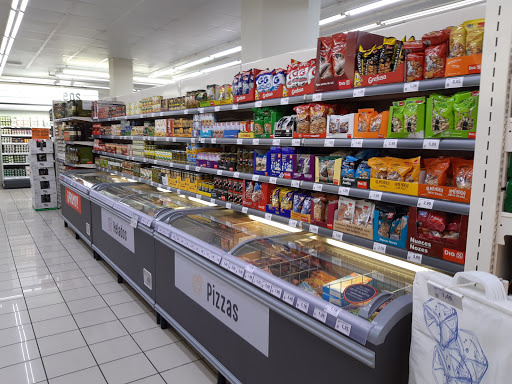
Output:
[
  {"left": 153, "top": 210, "right": 422, "bottom": 384},
  {"left": 89, "top": 186, "right": 218, "bottom": 305},
  {"left": 59, "top": 169, "right": 136, "bottom": 245}
]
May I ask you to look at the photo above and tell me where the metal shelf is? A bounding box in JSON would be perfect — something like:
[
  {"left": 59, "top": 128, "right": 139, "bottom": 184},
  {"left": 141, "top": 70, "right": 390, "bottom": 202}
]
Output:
[
  {"left": 54, "top": 117, "right": 92, "bottom": 123},
  {"left": 1, "top": 152, "right": 30, "bottom": 155},
  {"left": 1, "top": 142, "right": 29, "bottom": 145},
  {"left": 91, "top": 135, "right": 475, "bottom": 151},
  {"left": 64, "top": 162, "right": 95, "bottom": 168},
  {"left": 0, "top": 134, "right": 32, "bottom": 138},
  {"left": 95, "top": 165, "right": 463, "bottom": 274},
  {"left": 3, "top": 176, "right": 29, "bottom": 180},
  {"left": 3, "top": 163, "right": 29, "bottom": 166},
  {"left": 64, "top": 141, "right": 95, "bottom": 146},
  {"left": 496, "top": 212, "right": 512, "bottom": 245},
  {"left": 91, "top": 74, "right": 480, "bottom": 123},
  {"left": 94, "top": 150, "right": 470, "bottom": 215}
]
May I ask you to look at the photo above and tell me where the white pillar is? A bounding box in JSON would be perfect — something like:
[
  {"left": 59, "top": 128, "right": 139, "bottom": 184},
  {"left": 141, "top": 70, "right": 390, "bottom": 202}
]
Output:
[
  {"left": 109, "top": 57, "right": 133, "bottom": 98},
  {"left": 241, "top": 0, "right": 320, "bottom": 63}
]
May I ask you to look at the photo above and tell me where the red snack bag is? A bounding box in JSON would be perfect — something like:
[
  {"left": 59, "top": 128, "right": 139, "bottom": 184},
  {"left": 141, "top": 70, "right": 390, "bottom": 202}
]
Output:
[
  {"left": 331, "top": 33, "right": 347, "bottom": 77},
  {"left": 306, "top": 58, "right": 316, "bottom": 85},
  {"left": 417, "top": 210, "right": 447, "bottom": 232},
  {"left": 406, "top": 53, "right": 424, "bottom": 81},
  {"left": 286, "top": 61, "right": 299, "bottom": 88},
  {"left": 424, "top": 157, "right": 451, "bottom": 186},
  {"left": 294, "top": 104, "right": 310, "bottom": 133},
  {"left": 424, "top": 43, "right": 448, "bottom": 79},
  {"left": 422, "top": 30, "right": 450, "bottom": 46},
  {"left": 403, "top": 40, "right": 425, "bottom": 53},
  {"left": 309, "top": 103, "right": 329, "bottom": 134},
  {"left": 318, "top": 37, "right": 334, "bottom": 79},
  {"left": 447, "top": 217, "right": 461, "bottom": 232}
]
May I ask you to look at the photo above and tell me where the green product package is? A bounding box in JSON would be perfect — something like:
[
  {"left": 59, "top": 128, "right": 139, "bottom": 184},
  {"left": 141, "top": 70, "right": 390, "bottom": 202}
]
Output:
[
  {"left": 508, "top": 155, "right": 512, "bottom": 180},
  {"left": 389, "top": 105, "right": 405, "bottom": 135},
  {"left": 253, "top": 107, "right": 269, "bottom": 136},
  {"left": 505, "top": 180, "right": 512, "bottom": 213},
  {"left": 254, "top": 107, "right": 287, "bottom": 138},
  {"left": 387, "top": 97, "right": 425, "bottom": 138},
  {"left": 454, "top": 93, "right": 478, "bottom": 131}
]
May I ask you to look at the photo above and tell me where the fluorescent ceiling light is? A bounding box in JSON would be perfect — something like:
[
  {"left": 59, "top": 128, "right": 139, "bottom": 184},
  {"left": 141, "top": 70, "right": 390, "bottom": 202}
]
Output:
[
  {"left": 5, "top": 10, "right": 16, "bottom": 37},
  {"left": 11, "top": 11, "right": 24, "bottom": 39},
  {"left": 5, "top": 38, "right": 14, "bottom": 56},
  {"left": 62, "top": 68, "right": 110, "bottom": 78},
  {"left": 20, "top": 0, "right": 29, "bottom": 12},
  {"left": 349, "top": 23, "right": 380, "bottom": 32},
  {"left": 210, "top": 46, "right": 242, "bottom": 59},
  {"left": 0, "top": 66, "right": 4, "bottom": 77},
  {"left": 175, "top": 56, "right": 213, "bottom": 72},
  {"left": 203, "top": 60, "right": 241, "bottom": 73},
  {"left": 383, "top": 0, "right": 484, "bottom": 25},
  {"left": 319, "top": 14, "right": 346, "bottom": 26},
  {"left": 58, "top": 74, "right": 109, "bottom": 83},
  {"left": 172, "top": 71, "right": 203, "bottom": 81},
  {"left": 346, "top": 0, "right": 403, "bottom": 16},
  {"left": 133, "top": 76, "right": 174, "bottom": 85},
  {"left": 96, "top": 58, "right": 108, "bottom": 66},
  {"left": 0, "top": 38, "right": 6, "bottom": 55},
  {"left": 11, "top": 0, "right": 19, "bottom": 10}
]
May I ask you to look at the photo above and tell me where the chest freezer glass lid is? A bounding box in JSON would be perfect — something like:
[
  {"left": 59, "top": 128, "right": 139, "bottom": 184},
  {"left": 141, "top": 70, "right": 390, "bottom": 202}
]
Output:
[
  {"left": 231, "top": 232, "right": 420, "bottom": 322},
  {"left": 118, "top": 192, "right": 208, "bottom": 217},
  {"left": 95, "top": 183, "right": 158, "bottom": 201},
  {"left": 65, "top": 170, "right": 132, "bottom": 189},
  {"left": 164, "top": 210, "right": 300, "bottom": 253}
]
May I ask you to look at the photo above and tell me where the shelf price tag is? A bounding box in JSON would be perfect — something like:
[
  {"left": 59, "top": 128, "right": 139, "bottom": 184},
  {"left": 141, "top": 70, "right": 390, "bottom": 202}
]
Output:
[
  {"left": 312, "top": 183, "right": 323, "bottom": 192},
  {"left": 252, "top": 139, "right": 260, "bottom": 145},
  {"left": 244, "top": 272, "right": 254, "bottom": 283},
  {"left": 331, "top": 256, "right": 342, "bottom": 266},
  {"left": 291, "top": 180, "right": 300, "bottom": 188},
  {"left": 264, "top": 213, "right": 272, "bottom": 221},
  {"left": 335, "top": 319, "right": 352, "bottom": 336},
  {"left": 312, "top": 93, "right": 322, "bottom": 102},
  {"left": 351, "top": 139, "right": 363, "bottom": 147},
  {"left": 262, "top": 280, "right": 272, "bottom": 293},
  {"left": 245, "top": 264, "right": 256, "bottom": 274},
  {"left": 373, "top": 242, "right": 387, "bottom": 253},
  {"left": 403, "top": 81, "right": 419, "bottom": 92},
  {"left": 269, "top": 177, "right": 277, "bottom": 184},
  {"left": 211, "top": 138, "right": 216, "bottom": 144},
  {"left": 130, "top": 216, "right": 138, "bottom": 228},
  {"left": 427, "top": 281, "right": 463, "bottom": 310},
  {"left": 172, "top": 137, "right": 177, "bottom": 142},
  {"left": 195, "top": 166, "right": 201, "bottom": 172},
  {"left": 199, "top": 108, "right": 205, "bottom": 113},
  {"left": 338, "top": 187, "right": 350, "bottom": 196},
  {"left": 313, "top": 308, "right": 328, "bottom": 323},
  {"left": 210, "top": 198, "right": 216, "bottom": 203},
  {"left": 232, "top": 104, "right": 239, "bottom": 110},
  {"left": 185, "top": 165, "right": 190, "bottom": 170},
  {"left": 233, "top": 172, "right": 240, "bottom": 178},
  {"left": 288, "top": 219, "right": 298, "bottom": 228},
  {"left": 353, "top": 88, "right": 365, "bottom": 97},
  {"left": 283, "top": 291, "right": 295, "bottom": 305},
  {"left": 280, "top": 97, "right": 289, "bottom": 105},
  {"left": 237, "top": 138, "right": 243, "bottom": 144},
  {"left": 325, "top": 303, "right": 341, "bottom": 317},
  {"left": 291, "top": 139, "right": 301, "bottom": 146},
  {"left": 332, "top": 231, "right": 343, "bottom": 241},
  {"left": 324, "top": 139, "right": 335, "bottom": 147},
  {"left": 252, "top": 175, "right": 259, "bottom": 181},
  {"left": 272, "top": 138, "right": 280, "bottom": 146},
  {"left": 184, "top": 109, "right": 189, "bottom": 114},
  {"left": 242, "top": 207, "right": 249, "bottom": 214},
  {"left": 296, "top": 298, "right": 309, "bottom": 313},
  {"left": 195, "top": 194, "right": 202, "bottom": 199},
  {"left": 417, "top": 198, "right": 435, "bottom": 209},
  {"left": 270, "top": 285, "right": 282, "bottom": 298},
  {"left": 369, "top": 191, "right": 382, "bottom": 200},
  {"left": 216, "top": 170, "right": 223, "bottom": 176},
  {"left": 423, "top": 139, "right": 440, "bottom": 150},
  {"left": 407, "top": 251, "right": 423, "bottom": 264},
  {"left": 383, "top": 139, "right": 398, "bottom": 148},
  {"left": 200, "top": 138, "right": 205, "bottom": 143},
  {"left": 225, "top": 203, "right": 232, "bottom": 209},
  {"left": 255, "top": 101, "right": 262, "bottom": 108},
  {"left": 309, "top": 225, "right": 319, "bottom": 234},
  {"left": 214, "top": 106, "right": 220, "bottom": 112},
  {"left": 445, "top": 76, "right": 464, "bottom": 89}
]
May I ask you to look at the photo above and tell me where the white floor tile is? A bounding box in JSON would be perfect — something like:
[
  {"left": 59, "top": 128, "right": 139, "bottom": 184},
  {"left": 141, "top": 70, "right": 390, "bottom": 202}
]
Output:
[
  {"left": 102, "top": 290, "right": 138, "bottom": 306},
  {"left": 0, "top": 309, "right": 31, "bottom": 330},
  {"left": 48, "top": 366, "right": 106, "bottom": 384},
  {"left": 32, "top": 315, "right": 77, "bottom": 338},
  {"left": 81, "top": 320, "right": 128, "bottom": 345},
  {"left": 55, "top": 277, "right": 92, "bottom": 291},
  {"left": 18, "top": 268, "right": 50, "bottom": 279},
  {"left": 160, "top": 361, "right": 216, "bottom": 384},
  {"left": 0, "top": 324, "right": 35, "bottom": 348},
  {"left": 81, "top": 265, "right": 113, "bottom": 278},
  {"left": 51, "top": 269, "right": 85, "bottom": 282},
  {"left": 110, "top": 300, "right": 152, "bottom": 319},
  {"left": 0, "top": 298, "right": 27, "bottom": 315},
  {"left": 25, "top": 292, "right": 63, "bottom": 310},
  {"left": 43, "top": 256, "right": 74, "bottom": 266},
  {"left": 131, "top": 328, "right": 180, "bottom": 352},
  {"left": 0, "top": 339, "right": 40, "bottom": 369},
  {"left": 61, "top": 285, "right": 99, "bottom": 302},
  {"left": 120, "top": 312, "right": 158, "bottom": 334},
  {"left": 0, "top": 287, "right": 23, "bottom": 300},
  {"left": 145, "top": 342, "right": 199, "bottom": 373},
  {"left": 29, "top": 303, "right": 70, "bottom": 323},
  {"left": 0, "top": 278, "right": 21, "bottom": 291},
  {"left": 0, "top": 271, "right": 19, "bottom": 282},
  {"left": 94, "top": 281, "right": 127, "bottom": 295},
  {"left": 43, "top": 346, "right": 96, "bottom": 379},
  {"left": 100, "top": 353, "right": 157, "bottom": 384},
  {"left": 47, "top": 262, "right": 79, "bottom": 274},
  {"left": 89, "top": 335, "right": 142, "bottom": 364},
  {"left": 37, "top": 330, "right": 87, "bottom": 357},
  {"left": 0, "top": 358, "right": 47, "bottom": 384},
  {"left": 74, "top": 307, "right": 116, "bottom": 328},
  {"left": 19, "top": 275, "right": 55, "bottom": 289},
  {"left": 22, "top": 282, "right": 59, "bottom": 298},
  {"left": 130, "top": 374, "right": 166, "bottom": 384},
  {"left": 88, "top": 273, "right": 116, "bottom": 285},
  {"left": 67, "top": 295, "right": 107, "bottom": 315}
]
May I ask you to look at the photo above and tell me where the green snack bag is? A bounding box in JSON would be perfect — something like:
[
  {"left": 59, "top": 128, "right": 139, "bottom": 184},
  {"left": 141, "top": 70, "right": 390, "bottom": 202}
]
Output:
[
  {"left": 431, "top": 99, "right": 454, "bottom": 136},
  {"left": 404, "top": 97, "right": 426, "bottom": 136},
  {"left": 454, "top": 93, "right": 478, "bottom": 131},
  {"left": 505, "top": 180, "right": 512, "bottom": 213},
  {"left": 390, "top": 105, "right": 405, "bottom": 133}
]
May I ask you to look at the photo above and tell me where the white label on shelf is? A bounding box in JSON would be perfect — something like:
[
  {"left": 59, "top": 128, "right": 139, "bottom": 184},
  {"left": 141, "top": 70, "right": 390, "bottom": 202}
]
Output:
[
  {"left": 373, "top": 242, "right": 387, "bottom": 253},
  {"left": 211, "top": 138, "right": 217, "bottom": 144},
  {"left": 185, "top": 165, "right": 190, "bottom": 170},
  {"left": 313, "top": 308, "right": 327, "bottom": 323},
  {"left": 270, "top": 285, "right": 282, "bottom": 298},
  {"left": 252, "top": 175, "right": 259, "bottom": 181},
  {"left": 427, "top": 281, "right": 463, "bottom": 310},
  {"left": 291, "top": 138, "right": 301, "bottom": 146},
  {"left": 226, "top": 203, "right": 232, "bottom": 209},
  {"left": 351, "top": 139, "right": 363, "bottom": 147},
  {"left": 417, "top": 198, "right": 435, "bottom": 209},
  {"left": 199, "top": 108, "right": 205, "bottom": 113},
  {"left": 313, "top": 184, "right": 323, "bottom": 192},
  {"left": 291, "top": 180, "right": 300, "bottom": 188},
  {"left": 312, "top": 93, "right": 322, "bottom": 102},
  {"left": 172, "top": 137, "right": 177, "bottom": 142},
  {"left": 383, "top": 139, "right": 398, "bottom": 148},
  {"left": 423, "top": 139, "right": 440, "bottom": 150},
  {"left": 175, "top": 256, "right": 269, "bottom": 356},
  {"left": 280, "top": 97, "right": 289, "bottom": 105},
  {"left": 283, "top": 291, "right": 295, "bottom": 305},
  {"left": 309, "top": 249, "right": 318, "bottom": 257},
  {"left": 288, "top": 219, "right": 298, "bottom": 228},
  {"left": 253, "top": 139, "right": 260, "bottom": 145},
  {"left": 195, "top": 166, "right": 201, "bottom": 172},
  {"left": 272, "top": 139, "right": 280, "bottom": 146},
  {"left": 353, "top": 88, "right": 365, "bottom": 97},
  {"left": 269, "top": 177, "right": 277, "bottom": 184},
  {"left": 369, "top": 191, "right": 382, "bottom": 201},
  {"left": 309, "top": 225, "right": 319, "bottom": 234},
  {"left": 233, "top": 172, "right": 240, "bottom": 178},
  {"left": 200, "top": 138, "right": 206, "bottom": 143},
  {"left": 216, "top": 170, "right": 223, "bottom": 176},
  {"left": 195, "top": 194, "right": 202, "bottom": 199},
  {"left": 232, "top": 104, "right": 239, "bottom": 110},
  {"left": 335, "top": 319, "right": 352, "bottom": 336},
  {"left": 176, "top": 189, "right": 181, "bottom": 194},
  {"left": 169, "top": 162, "right": 174, "bottom": 167},
  {"left": 403, "top": 81, "right": 420, "bottom": 92},
  {"left": 255, "top": 101, "right": 262, "bottom": 108},
  {"left": 296, "top": 298, "right": 309, "bottom": 313},
  {"left": 332, "top": 231, "right": 343, "bottom": 242},
  {"left": 262, "top": 280, "right": 272, "bottom": 293},
  {"left": 407, "top": 251, "right": 423, "bottom": 264},
  {"left": 184, "top": 109, "right": 189, "bottom": 114},
  {"left": 445, "top": 76, "right": 464, "bottom": 89},
  {"left": 244, "top": 272, "right": 254, "bottom": 282},
  {"left": 190, "top": 138, "right": 196, "bottom": 143},
  {"left": 237, "top": 138, "right": 243, "bottom": 144},
  {"left": 210, "top": 198, "right": 216, "bottom": 203},
  {"left": 325, "top": 304, "right": 341, "bottom": 317},
  {"left": 331, "top": 256, "right": 342, "bottom": 266},
  {"left": 220, "top": 259, "right": 230, "bottom": 269},
  {"left": 235, "top": 267, "right": 245, "bottom": 277},
  {"left": 324, "top": 139, "right": 335, "bottom": 147},
  {"left": 245, "top": 264, "right": 256, "bottom": 274},
  {"left": 214, "top": 106, "right": 220, "bottom": 112},
  {"left": 338, "top": 187, "right": 350, "bottom": 196},
  {"left": 130, "top": 216, "right": 138, "bottom": 228},
  {"left": 242, "top": 207, "right": 249, "bottom": 214},
  {"left": 264, "top": 213, "right": 272, "bottom": 221}
]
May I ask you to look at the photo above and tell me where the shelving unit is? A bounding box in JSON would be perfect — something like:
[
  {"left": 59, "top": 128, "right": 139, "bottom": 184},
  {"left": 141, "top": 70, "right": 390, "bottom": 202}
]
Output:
[{"left": 0, "top": 127, "right": 32, "bottom": 188}]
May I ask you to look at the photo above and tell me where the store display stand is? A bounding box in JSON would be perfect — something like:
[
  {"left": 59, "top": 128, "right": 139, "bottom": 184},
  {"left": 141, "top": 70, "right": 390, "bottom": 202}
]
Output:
[
  {"left": 29, "top": 139, "right": 58, "bottom": 210},
  {"left": 1, "top": 126, "right": 32, "bottom": 188}
]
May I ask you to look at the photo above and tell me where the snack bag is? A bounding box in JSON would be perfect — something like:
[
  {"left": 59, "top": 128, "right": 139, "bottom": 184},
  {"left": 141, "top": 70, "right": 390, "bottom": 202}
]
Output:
[
  {"left": 294, "top": 104, "right": 310, "bottom": 133},
  {"left": 386, "top": 157, "right": 412, "bottom": 181},
  {"left": 356, "top": 45, "right": 366, "bottom": 75},
  {"left": 342, "top": 155, "right": 359, "bottom": 178},
  {"left": 306, "top": 58, "right": 316, "bottom": 84},
  {"left": 272, "top": 68, "right": 287, "bottom": 91},
  {"left": 332, "top": 33, "right": 347, "bottom": 76},
  {"left": 319, "top": 37, "right": 334, "bottom": 78},
  {"left": 256, "top": 69, "right": 275, "bottom": 93},
  {"left": 452, "top": 158, "right": 473, "bottom": 189},
  {"left": 271, "top": 188, "right": 281, "bottom": 210},
  {"left": 379, "top": 37, "right": 397, "bottom": 74},
  {"left": 354, "top": 201, "right": 374, "bottom": 228},
  {"left": 280, "top": 189, "right": 294, "bottom": 213},
  {"left": 233, "top": 73, "right": 241, "bottom": 96},
  {"left": 449, "top": 25, "right": 466, "bottom": 58},
  {"left": 310, "top": 103, "right": 329, "bottom": 134},
  {"left": 286, "top": 61, "right": 299, "bottom": 88},
  {"left": 404, "top": 97, "right": 425, "bottom": 134},
  {"left": 422, "top": 29, "right": 450, "bottom": 46},
  {"left": 357, "top": 109, "right": 374, "bottom": 133},
  {"left": 301, "top": 197, "right": 312, "bottom": 215},
  {"left": 454, "top": 92, "right": 478, "bottom": 131},
  {"left": 365, "top": 45, "right": 380, "bottom": 76},
  {"left": 368, "top": 157, "right": 388, "bottom": 179},
  {"left": 355, "top": 160, "right": 371, "bottom": 179},
  {"left": 424, "top": 43, "right": 448, "bottom": 79},
  {"left": 292, "top": 193, "right": 305, "bottom": 213},
  {"left": 337, "top": 197, "right": 355, "bottom": 223},
  {"left": 390, "top": 105, "right": 405, "bottom": 133},
  {"left": 318, "top": 156, "right": 336, "bottom": 183},
  {"left": 406, "top": 53, "right": 424, "bottom": 81},
  {"left": 370, "top": 111, "right": 386, "bottom": 133},
  {"left": 313, "top": 197, "right": 327, "bottom": 222},
  {"left": 431, "top": 97, "right": 454, "bottom": 134},
  {"left": 464, "top": 19, "right": 485, "bottom": 55},
  {"left": 394, "top": 37, "right": 406, "bottom": 70},
  {"left": 424, "top": 157, "right": 451, "bottom": 186}
]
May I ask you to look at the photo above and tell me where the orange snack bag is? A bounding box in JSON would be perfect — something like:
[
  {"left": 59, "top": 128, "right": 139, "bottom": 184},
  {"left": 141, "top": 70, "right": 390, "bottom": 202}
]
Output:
[
  {"left": 424, "top": 157, "right": 451, "bottom": 186},
  {"left": 368, "top": 157, "right": 388, "bottom": 179},
  {"left": 452, "top": 158, "right": 473, "bottom": 189}
]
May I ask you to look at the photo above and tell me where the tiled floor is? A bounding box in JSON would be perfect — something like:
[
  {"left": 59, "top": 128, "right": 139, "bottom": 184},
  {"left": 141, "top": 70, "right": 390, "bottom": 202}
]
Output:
[{"left": 0, "top": 188, "right": 217, "bottom": 384}]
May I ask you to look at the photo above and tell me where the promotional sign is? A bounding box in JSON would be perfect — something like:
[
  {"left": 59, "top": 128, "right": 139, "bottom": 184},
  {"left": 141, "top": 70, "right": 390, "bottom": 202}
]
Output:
[
  {"left": 32, "top": 128, "right": 50, "bottom": 140},
  {"left": 65, "top": 187, "right": 81, "bottom": 214},
  {"left": 101, "top": 208, "right": 135, "bottom": 252},
  {"left": 175, "top": 255, "right": 269, "bottom": 356}
]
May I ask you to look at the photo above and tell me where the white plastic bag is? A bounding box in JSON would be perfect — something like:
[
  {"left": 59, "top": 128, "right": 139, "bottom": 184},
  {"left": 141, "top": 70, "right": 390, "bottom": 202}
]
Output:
[{"left": 409, "top": 270, "right": 512, "bottom": 384}]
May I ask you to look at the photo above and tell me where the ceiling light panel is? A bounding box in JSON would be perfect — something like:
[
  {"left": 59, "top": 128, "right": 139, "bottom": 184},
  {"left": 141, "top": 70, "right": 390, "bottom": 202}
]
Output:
[
  {"left": 346, "top": 0, "right": 404, "bottom": 16},
  {"left": 319, "top": 14, "right": 346, "bottom": 26},
  {"left": 11, "top": 12, "right": 24, "bottom": 39}
]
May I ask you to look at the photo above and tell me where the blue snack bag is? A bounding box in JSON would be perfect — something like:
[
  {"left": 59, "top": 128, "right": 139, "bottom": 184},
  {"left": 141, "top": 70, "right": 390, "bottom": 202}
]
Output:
[
  {"left": 256, "top": 69, "right": 274, "bottom": 93},
  {"left": 272, "top": 68, "right": 287, "bottom": 91}
]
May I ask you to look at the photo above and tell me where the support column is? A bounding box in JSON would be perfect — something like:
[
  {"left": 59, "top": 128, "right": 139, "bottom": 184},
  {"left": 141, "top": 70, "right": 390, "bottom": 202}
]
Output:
[
  {"left": 109, "top": 57, "right": 133, "bottom": 98},
  {"left": 241, "top": 0, "right": 320, "bottom": 63}
]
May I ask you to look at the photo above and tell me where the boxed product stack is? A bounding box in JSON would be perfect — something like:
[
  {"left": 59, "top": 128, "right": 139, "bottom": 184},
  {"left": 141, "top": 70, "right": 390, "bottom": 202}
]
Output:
[{"left": 29, "top": 139, "right": 57, "bottom": 210}]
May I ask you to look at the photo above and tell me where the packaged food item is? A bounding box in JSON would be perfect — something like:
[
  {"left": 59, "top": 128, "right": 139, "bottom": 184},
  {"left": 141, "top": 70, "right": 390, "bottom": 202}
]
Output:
[
  {"left": 280, "top": 189, "right": 294, "bottom": 213},
  {"left": 356, "top": 45, "right": 366, "bottom": 75},
  {"left": 417, "top": 210, "right": 447, "bottom": 232},
  {"left": 370, "top": 111, "right": 386, "bottom": 132},
  {"left": 337, "top": 197, "right": 355, "bottom": 223},
  {"left": 256, "top": 69, "right": 275, "bottom": 93},
  {"left": 404, "top": 97, "right": 425, "bottom": 133},
  {"left": 309, "top": 103, "right": 328, "bottom": 134},
  {"left": 292, "top": 193, "right": 306, "bottom": 213},
  {"left": 294, "top": 104, "right": 310, "bottom": 133},
  {"left": 357, "top": 109, "right": 373, "bottom": 133},
  {"left": 422, "top": 30, "right": 450, "bottom": 46},
  {"left": 307, "top": 59, "right": 316, "bottom": 84},
  {"left": 313, "top": 197, "right": 327, "bottom": 221},
  {"left": 431, "top": 97, "right": 454, "bottom": 134},
  {"left": 424, "top": 43, "right": 448, "bottom": 79},
  {"left": 386, "top": 157, "right": 412, "bottom": 181},
  {"left": 233, "top": 73, "right": 241, "bottom": 96},
  {"left": 394, "top": 37, "right": 406, "bottom": 70},
  {"left": 365, "top": 45, "right": 380, "bottom": 76},
  {"left": 245, "top": 181, "right": 254, "bottom": 201},
  {"left": 368, "top": 157, "right": 388, "bottom": 179},
  {"left": 376, "top": 204, "right": 408, "bottom": 240},
  {"left": 354, "top": 201, "right": 374, "bottom": 227},
  {"left": 252, "top": 182, "right": 262, "bottom": 202},
  {"left": 390, "top": 105, "right": 405, "bottom": 133},
  {"left": 271, "top": 188, "right": 281, "bottom": 210},
  {"left": 449, "top": 25, "right": 466, "bottom": 58},
  {"left": 379, "top": 37, "right": 397, "bottom": 74},
  {"left": 341, "top": 155, "right": 359, "bottom": 178},
  {"left": 454, "top": 92, "right": 478, "bottom": 131},
  {"left": 241, "top": 70, "right": 252, "bottom": 95},
  {"left": 424, "top": 157, "right": 451, "bottom": 186},
  {"left": 272, "top": 68, "right": 287, "bottom": 90},
  {"left": 406, "top": 53, "right": 424, "bottom": 82},
  {"left": 464, "top": 19, "right": 485, "bottom": 55},
  {"left": 332, "top": 33, "right": 347, "bottom": 76},
  {"left": 318, "top": 156, "right": 336, "bottom": 183},
  {"left": 355, "top": 160, "right": 371, "bottom": 179},
  {"left": 452, "top": 158, "right": 473, "bottom": 189},
  {"left": 319, "top": 37, "right": 334, "bottom": 78},
  {"left": 301, "top": 197, "right": 312, "bottom": 215}
]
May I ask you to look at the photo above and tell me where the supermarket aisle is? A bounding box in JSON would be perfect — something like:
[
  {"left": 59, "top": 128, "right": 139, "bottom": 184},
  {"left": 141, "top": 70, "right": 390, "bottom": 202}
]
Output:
[{"left": 0, "top": 188, "right": 217, "bottom": 384}]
